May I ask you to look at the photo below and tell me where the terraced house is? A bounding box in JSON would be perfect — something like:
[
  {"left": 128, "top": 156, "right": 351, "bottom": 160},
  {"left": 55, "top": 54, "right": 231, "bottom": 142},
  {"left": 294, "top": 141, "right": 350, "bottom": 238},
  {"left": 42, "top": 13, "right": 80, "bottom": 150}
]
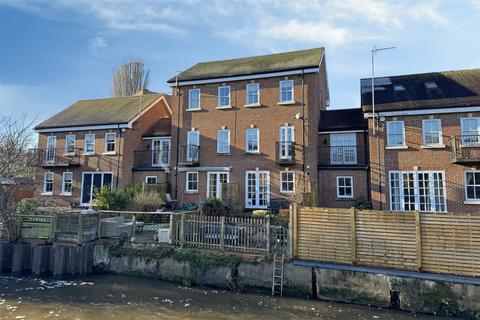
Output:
[
  {"left": 32, "top": 91, "right": 172, "bottom": 207},
  {"left": 167, "top": 48, "right": 330, "bottom": 209},
  {"left": 362, "top": 68, "right": 480, "bottom": 213}
]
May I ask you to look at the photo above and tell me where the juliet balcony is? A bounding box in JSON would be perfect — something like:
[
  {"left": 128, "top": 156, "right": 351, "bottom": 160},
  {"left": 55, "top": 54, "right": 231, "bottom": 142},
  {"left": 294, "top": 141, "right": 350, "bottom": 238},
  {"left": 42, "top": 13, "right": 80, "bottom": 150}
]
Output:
[
  {"left": 275, "top": 142, "right": 295, "bottom": 165},
  {"left": 133, "top": 149, "right": 170, "bottom": 171},
  {"left": 27, "top": 148, "right": 81, "bottom": 168},
  {"left": 318, "top": 145, "right": 368, "bottom": 168},
  {"left": 178, "top": 145, "right": 200, "bottom": 166},
  {"left": 450, "top": 135, "right": 480, "bottom": 164}
]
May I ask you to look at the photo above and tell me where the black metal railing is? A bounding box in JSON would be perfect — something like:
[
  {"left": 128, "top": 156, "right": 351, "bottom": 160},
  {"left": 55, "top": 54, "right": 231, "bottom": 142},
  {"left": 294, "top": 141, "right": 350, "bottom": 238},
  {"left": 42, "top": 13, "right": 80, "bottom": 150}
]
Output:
[
  {"left": 450, "top": 135, "right": 480, "bottom": 163},
  {"left": 318, "top": 145, "right": 367, "bottom": 167},
  {"left": 275, "top": 142, "right": 295, "bottom": 164},
  {"left": 133, "top": 149, "right": 170, "bottom": 168},
  {"left": 27, "top": 148, "right": 81, "bottom": 167},
  {"left": 178, "top": 145, "right": 200, "bottom": 166}
]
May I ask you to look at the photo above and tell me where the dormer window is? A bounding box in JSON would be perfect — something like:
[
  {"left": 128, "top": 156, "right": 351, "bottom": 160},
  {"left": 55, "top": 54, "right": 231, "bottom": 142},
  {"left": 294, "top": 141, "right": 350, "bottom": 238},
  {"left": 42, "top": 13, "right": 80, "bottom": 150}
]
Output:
[
  {"left": 424, "top": 81, "right": 438, "bottom": 90},
  {"left": 393, "top": 84, "right": 406, "bottom": 92}
]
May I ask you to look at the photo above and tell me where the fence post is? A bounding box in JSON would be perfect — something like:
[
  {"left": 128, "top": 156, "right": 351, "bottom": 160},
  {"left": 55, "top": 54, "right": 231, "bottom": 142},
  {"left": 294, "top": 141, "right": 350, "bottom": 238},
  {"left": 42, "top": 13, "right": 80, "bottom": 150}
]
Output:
[
  {"left": 131, "top": 214, "right": 136, "bottom": 242},
  {"left": 415, "top": 211, "right": 422, "bottom": 271},
  {"left": 293, "top": 204, "right": 299, "bottom": 257},
  {"left": 220, "top": 216, "right": 226, "bottom": 251},
  {"left": 266, "top": 216, "right": 271, "bottom": 254},
  {"left": 169, "top": 213, "right": 174, "bottom": 243},
  {"left": 97, "top": 211, "right": 102, "bottom": 239},
  {"left": 288, "top": 204, "right": 293, "bottom": 258},
  {"left": 180, "top": 214, "right": 185, "bottom": 248},
  {"left": 350, "top": 207, "right": 357, "bottom": 265},
  {"left": 78, "top": 213, "right": 83, "bottom": 244}
]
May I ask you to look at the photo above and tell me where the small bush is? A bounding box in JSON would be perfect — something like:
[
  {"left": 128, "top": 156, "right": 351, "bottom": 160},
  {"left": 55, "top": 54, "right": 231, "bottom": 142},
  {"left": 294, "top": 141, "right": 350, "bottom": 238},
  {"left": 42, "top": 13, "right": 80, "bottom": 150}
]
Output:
[
  {"left": 128, "top": 192, "right": 164, "bottom": 212},
  {"left": 93, "top": 187, "right": 131, "bottom": 210},
  {"left": 251, "top": 209, "right": 270, "bottom": 217},
  {"left": 16, "top": 198, "right": 39, "bottom": 215},
  {"left": 353, "top": 199, "right": 373, "bottom": 210},
  {"left": 201, "top": 197, "right": 226, "bottom": 216}
]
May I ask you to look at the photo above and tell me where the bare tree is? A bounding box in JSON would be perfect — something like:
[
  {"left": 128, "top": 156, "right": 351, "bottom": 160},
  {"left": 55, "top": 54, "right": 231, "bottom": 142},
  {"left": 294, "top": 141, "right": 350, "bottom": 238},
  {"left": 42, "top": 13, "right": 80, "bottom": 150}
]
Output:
[
  {"left": 111, "top": 58, "right": 150, "bottom": 97},
  {"left": 0, "top": 115, "right": 33, "bottom": 241}
]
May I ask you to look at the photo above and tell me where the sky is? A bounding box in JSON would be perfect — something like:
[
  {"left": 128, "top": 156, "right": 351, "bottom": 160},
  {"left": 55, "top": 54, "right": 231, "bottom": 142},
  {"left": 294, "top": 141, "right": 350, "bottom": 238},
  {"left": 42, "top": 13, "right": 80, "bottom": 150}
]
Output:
[{"left": 0, "top": 0, "right": 479, "bottom": 127}]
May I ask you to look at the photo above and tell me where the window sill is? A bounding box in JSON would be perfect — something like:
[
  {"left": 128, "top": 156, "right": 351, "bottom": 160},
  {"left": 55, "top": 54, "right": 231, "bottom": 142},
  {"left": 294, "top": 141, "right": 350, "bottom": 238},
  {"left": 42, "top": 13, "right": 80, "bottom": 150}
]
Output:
[
  {"left": 244, "top": 103, "right": 261, "bottom": 108},
  {"left": 245, "top": 151, "right": 260, "bottom": 155},
  {"left": 460, "top": 145, "right": 480, "bottom": 148},
  {"left": 336, "top": 197, "right": 354, "bottom": 200},
  {"left": 386, "top": 145, "right": 408, "bottom": 150},
  {"left": 83, "top": 153, "right": 95, "bottom": 156},
  {"left": 277, "top": 101, "right": 296, "bottom": 106},
  {"left": 60, "top": 192, "right": 72, "bottom": 197},
  {"left": 216, "top": 153, "right": 231, "bottom": 156},
  {"left": 186, "top": 108, "right": 202, "bottom": 112},
  {"left": 185, "top": 191, "right": 199, "bottom": 195},
  {"left": 421, "top": 144, "right": 445, "bottom": 149},
  {"left": 280, "top": 191, "right": 295, "bottom": 194},
  {"left": 216, "top": 105, "right": 232, "bottom": 110},
  {"left": 102, "top": 152, "right": 116, "bottom": 155},
  {"left": 464, "top": 200, "right": 480, "bottom": 205},
  {"left": 41, "top": 192, "right": 53, "bottom": 196},
  {"left": 63, "top": 153, "right": 75, "bottom": 156}
]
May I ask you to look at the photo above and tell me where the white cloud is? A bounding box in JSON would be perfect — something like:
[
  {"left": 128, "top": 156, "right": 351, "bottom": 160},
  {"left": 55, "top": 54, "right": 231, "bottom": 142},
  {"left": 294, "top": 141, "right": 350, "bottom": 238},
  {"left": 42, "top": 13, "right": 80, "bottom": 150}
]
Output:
[{"left": 88, "top": 36, "right": 108, "bottom": 56}]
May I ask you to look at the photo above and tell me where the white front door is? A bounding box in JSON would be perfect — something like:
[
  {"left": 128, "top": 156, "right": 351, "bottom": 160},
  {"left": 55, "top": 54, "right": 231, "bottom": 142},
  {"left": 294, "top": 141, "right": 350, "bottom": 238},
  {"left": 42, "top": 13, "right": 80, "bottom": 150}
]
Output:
[
  {"left": 45, "top": 136, "right": 56, "bottom": 163},
  {"left": 152, "top": 138, "right": 170, "bottom": 166},
  {"left": 279, "top": 126, "right": 294, "bottom": 159},
  {"left": 207, "top": 172, "right": 229, "bottom": 199},
  {"left": 245, "top": 171, "right": 270, "bottom": 209},
  {"left": 330, "top": 133, "right": 357, "bottom": 165},
  {"left": 186, "top": 131, "right": 199, "bottom": 161}
]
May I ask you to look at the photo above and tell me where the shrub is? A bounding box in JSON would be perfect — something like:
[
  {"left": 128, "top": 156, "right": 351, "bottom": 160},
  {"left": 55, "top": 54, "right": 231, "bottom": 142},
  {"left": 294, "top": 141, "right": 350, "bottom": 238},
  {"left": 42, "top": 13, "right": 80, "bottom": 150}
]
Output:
[
  {"left": 201, "top": 197, "right": 226, "bottom": 216},
  {"left": 251, "top": 209, "right": 270, "bottom": 217},
  {"left": 128, "top": 192, "right": 164, "bottom": 212},
  {"left": 353, "top": 199, "right": 373, "bottom": 210},
  {"left": 16, "top": 198, "right": 39, "bottom": 215},
  {"left": 93, "top": 187, "right": 131, "bottom": 210}
]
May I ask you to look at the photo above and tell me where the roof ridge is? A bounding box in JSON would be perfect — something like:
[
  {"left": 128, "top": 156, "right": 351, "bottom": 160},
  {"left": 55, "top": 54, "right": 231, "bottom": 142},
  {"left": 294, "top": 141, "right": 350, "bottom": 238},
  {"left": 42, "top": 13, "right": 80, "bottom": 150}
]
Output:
[
  {"left": 194, "top": 47, "right": 324, "bottom": 65},
  {"left": 360, "top": 68, "right": 480, "bottom": 81},
  {"left": 77, "top": 93, "right": 164, "bottom": 103}
]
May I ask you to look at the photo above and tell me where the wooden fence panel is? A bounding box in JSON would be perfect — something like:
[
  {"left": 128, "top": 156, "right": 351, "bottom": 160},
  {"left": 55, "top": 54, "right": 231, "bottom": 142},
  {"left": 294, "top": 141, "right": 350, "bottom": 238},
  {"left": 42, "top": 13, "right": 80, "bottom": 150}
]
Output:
[
  {"left": 421, "top": 212, "right": 480, "bottom": 277},
  {"left": 355, "top": 210, "right": 417, "bottom": 271},
  {"left": 296, "top": 207, "right": 352, "bottom": 264},
  {"left": 294, "top": 206, "right": 480, "bottom": 278}
]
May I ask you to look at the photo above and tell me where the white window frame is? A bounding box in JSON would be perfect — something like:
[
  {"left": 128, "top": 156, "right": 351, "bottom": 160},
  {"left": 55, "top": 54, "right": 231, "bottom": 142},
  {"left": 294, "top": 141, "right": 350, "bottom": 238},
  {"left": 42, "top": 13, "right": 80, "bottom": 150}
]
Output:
[
  {"left": 188, "top": 89, "right": 201, "bottom": 110},
  {"left": 465, "top": 171, "right": 480, "bottom": 202},
  {"left": 84, "top": 133, "right": 95, "bottom": 155},
  {"left": 186, "top": 171, "right": 199, "bottom": 193},
  {"left": 245, "top": 128, "right": 260, "bottom": 153},
  {"left": 145, "top": 176, "right": 157, "bottom": 184},
  {"left": 152, "top": 138, "right": 171, "bottom": 166},
  {"left": 104, "top": 132, "right": 116, "bottom": 154},
  {"left": 460, "top": 117, "right": 480, "bottom": 146},
  {"left": 336, "top": 176, "right": 354, "bottom": 199},
  {"left": 80, "top": 172, "right": 113, "bottom": 206},
  {"left": 245, "top": 170, "right": 270, "bottom": 209},
  {"left": 280, "top": 171, "right": 295, "bottom": 193},
  {"left": 45, "top": 136, "right": 57, "bottom": 163},
  {"left": 207, "top": 171, "right": 229, "bottom": 199},
  {"left": 386, "top": 121, "right": 406, "bottom": 147},
  {"left": 64, "top": 135, "right": 76, "bottom": 155},
  {"left": 217, "top": 86, "right": 231, "bottom": 108},
  {"left": 43, "top": 172, "right": 54, "bottom": 195},
  {"left": 61, "top": 172, "right": 73, "bottom": 196},
  {"left": 279, "top": 80, "right": 294, "bottom": 103},
  {"left": 388, "top": 170, "right": 447, "bottom": 212},
  {"left": 186, "top": 130, "right": 200, "bottom": 162},
  {"left": 422, "top": 119, "right": 443, "bottom": 147},
  {"left": 246, "top": 83, "right": 260, "bottom": 106},
  {"left": 330, "top": 133, "right": 357, "bottom": 165},
  {"left": 217, "top": 129, "right": 230, "bottom": 154}
]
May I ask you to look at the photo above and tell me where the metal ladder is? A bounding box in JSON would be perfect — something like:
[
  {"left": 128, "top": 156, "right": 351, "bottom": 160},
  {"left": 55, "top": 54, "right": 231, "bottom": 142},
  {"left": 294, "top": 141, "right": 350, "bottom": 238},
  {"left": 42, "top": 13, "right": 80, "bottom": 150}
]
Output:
[{"left": 271, "top": 252, "right": 284, "bottom": 296}]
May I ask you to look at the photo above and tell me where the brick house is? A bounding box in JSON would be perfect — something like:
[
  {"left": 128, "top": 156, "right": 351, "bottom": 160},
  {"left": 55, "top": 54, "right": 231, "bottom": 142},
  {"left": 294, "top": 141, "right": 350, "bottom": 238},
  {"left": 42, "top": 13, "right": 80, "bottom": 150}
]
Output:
[
  {"left": 166, "top": 48, "right": 329, "bottom": 210},
  {"left": 362, "top": 68, "right": 480, "bottom": 213},
  {"left": 32, "top": 91, "right": 172, "bottom": 207},
  {"left": 317, "top": 108, "right": 369, "bottom": 208}
]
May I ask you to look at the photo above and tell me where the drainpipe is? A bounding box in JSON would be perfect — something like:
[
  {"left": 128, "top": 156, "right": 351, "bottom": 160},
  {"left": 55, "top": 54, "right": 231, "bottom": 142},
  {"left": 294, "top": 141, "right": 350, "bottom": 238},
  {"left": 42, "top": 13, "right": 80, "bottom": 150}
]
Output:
[
  {"left": 116, "top": 123, "right": 121, "bottom": 189},
  {"left": 301, "top": 70, "right": 306, "bottom": 194},
  {"left": 364, "top": 130, "right": 371, "bottom": 202},
  {"left": 174, "top": 74, "right": 181, "bottom": 199}
]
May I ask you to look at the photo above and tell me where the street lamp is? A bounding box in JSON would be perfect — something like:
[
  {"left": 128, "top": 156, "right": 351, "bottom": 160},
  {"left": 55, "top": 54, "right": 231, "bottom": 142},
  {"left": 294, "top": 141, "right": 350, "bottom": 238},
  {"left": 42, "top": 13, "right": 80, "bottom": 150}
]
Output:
[{"left": 371, "top": 46, "right": 395, "bottom": 136}]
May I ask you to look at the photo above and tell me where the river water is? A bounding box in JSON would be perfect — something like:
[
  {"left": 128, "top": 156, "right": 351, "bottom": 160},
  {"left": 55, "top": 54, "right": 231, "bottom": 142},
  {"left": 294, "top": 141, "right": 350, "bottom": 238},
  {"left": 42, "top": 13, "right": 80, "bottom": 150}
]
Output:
[{"left": 0, "top": 274, "right": 449, "bottom": 320}]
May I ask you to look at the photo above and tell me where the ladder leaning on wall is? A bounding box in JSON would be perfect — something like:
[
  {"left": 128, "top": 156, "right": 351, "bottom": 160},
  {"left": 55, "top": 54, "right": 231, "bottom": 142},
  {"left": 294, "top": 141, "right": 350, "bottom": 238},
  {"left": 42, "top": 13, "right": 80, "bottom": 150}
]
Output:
[{"left": 271, "top": 252, "right": 285, "bottom": 296}]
